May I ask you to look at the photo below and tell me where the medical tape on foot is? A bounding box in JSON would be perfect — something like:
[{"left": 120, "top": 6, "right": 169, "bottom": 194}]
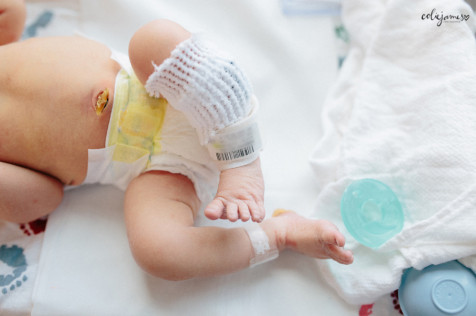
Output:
[
  {"left": 206, "top": 96, "right": 262, "bottom": 170},
  {"left": 243, "top": 222, "right": 279, "bottom": 268}
]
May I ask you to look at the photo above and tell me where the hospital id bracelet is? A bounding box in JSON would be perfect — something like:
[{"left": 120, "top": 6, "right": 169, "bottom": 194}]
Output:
[
  {"left": 206, "top": 96, "right": 263, "bottom": 170},
  {"left": 244, "top": 222, "right": 279, "bottom": 268}
]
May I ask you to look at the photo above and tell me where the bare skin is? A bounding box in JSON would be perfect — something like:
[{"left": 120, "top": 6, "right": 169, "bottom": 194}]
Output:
[
  {"left": 0, "top": 35, "right": 120, "bottom": 222},
  {"left": 204, "top": 159, "right": 265, "bottom": 222},
  {"left": 0, "top": 8, "right": 353, "bottom": 280},
  {"left": 0, "top": 0, "right": 26, "bottom": 45}
]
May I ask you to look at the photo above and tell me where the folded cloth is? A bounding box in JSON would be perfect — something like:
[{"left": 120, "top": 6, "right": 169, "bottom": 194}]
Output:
[{"left": 309, "top": 0, "right": 476, "bottom": 305}]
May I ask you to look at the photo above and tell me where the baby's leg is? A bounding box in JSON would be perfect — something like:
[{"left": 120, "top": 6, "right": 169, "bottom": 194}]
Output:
[
  {"left": 129, "top": 19, "right": 265, "bottom": 222},
  {"left": 124, "top": 171, "right": 251, "bottom": 279},
  {"left": 124, "top": 171, "right": 353, "bottom": 280}
]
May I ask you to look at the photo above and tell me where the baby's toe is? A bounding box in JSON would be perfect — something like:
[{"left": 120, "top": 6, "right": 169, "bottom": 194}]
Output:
[
  {"left": 320, "top": 229, "right": 342, "bottom": 246},
  {"left": 318, "top": 221, "right": 345, "bottom": 246},
  {"left": 225, "top": 202, "right": 239, "bottom": 222},
  {"left": 249, "top": 201, "right": 265, "bottom": 222},
  {"left": 237, "top": 202, "right": 251, "bottom": 222},
  {"left": 327, "top": 244, "right": 354, "bottom": 265},
  {"left": 205, "top": 199, "right": 225, "bottom": 220},
  {"left": 337, "top": 249, "right": 354, "bottom": 265}
]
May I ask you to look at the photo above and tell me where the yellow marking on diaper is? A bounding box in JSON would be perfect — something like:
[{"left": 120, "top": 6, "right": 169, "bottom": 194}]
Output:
[
  {"left": 112, "top": 143, "right": 149, "bottom": 164},
  {"left": 211, "top": 143, "right": 224, "bottom": 150},
  {"left": 107, "top": 69, "right": 167, "bottom": 164},
  {"left": 119, "top": 105, "right": 162, "bottom": 138}
]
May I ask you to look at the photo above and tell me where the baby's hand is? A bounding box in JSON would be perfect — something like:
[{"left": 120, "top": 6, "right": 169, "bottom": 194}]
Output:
[{"left": 205, "top": 159, "right": 265, "bottom": 222}]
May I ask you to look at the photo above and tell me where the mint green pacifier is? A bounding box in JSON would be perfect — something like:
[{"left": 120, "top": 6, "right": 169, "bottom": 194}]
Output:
[{"left": 340, "top": 179, "right": 404, "bottom": 248}]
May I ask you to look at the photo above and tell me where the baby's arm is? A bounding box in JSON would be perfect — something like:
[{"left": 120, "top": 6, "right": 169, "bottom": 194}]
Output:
[
  {"left": 0, "top": 162, "right": 63, "bottom": 223},
  {"left": 0, "top": 0, "right": 26, "bottom": 45}
]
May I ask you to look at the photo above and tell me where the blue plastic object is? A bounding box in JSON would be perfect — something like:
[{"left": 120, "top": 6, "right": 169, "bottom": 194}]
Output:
[
  {"left": 340, "top": 179, "right": 404, "bottom": 248},
  {"left": 399, "top": 261, "right": 476, "bottom": 316}
]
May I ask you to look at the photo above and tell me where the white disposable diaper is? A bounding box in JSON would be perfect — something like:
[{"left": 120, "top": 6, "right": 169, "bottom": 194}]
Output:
[{"left": 82, "top": 51, "right": 219, "bottom": 205}]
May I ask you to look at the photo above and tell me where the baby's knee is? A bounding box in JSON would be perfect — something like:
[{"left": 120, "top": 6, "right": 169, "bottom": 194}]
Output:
[
  {"left": 128, "top": 19, "right": 191, "bottom": 85},
  {"left": 127, "top": 228, "right": 193, "bottom": 281}
]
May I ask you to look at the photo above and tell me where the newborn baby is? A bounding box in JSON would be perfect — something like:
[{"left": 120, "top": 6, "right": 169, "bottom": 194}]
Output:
[{"left": 0, "top": 1, "right": 353, "bottom": 280}]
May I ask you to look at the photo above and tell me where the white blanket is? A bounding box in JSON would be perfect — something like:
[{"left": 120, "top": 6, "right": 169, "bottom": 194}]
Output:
[{"left": 311, "top": 0, "right": 476, "bottom": 305}]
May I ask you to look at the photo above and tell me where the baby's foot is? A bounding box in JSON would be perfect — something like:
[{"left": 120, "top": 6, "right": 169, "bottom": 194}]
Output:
[
  {"left": 274, "top": 210, "right": 354, "bottom": 265},
  {"left": 205, "top": 158, "right": 265, "bottom": 222}
]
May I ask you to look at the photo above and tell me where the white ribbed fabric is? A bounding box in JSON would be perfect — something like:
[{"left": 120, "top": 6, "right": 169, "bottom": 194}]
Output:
[{"left": 145, "top": 34, "right": 253, "bottom": 145}]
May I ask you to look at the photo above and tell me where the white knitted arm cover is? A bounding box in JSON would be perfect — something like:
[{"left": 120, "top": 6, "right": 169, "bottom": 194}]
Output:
[{"left": 145, "top": 34, "right": 262, "bottom": 170}]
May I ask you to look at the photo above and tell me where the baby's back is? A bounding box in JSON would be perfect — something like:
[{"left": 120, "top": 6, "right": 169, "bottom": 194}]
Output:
[{"left": 0, "top": 36, "right": 120, "bottom": 185}]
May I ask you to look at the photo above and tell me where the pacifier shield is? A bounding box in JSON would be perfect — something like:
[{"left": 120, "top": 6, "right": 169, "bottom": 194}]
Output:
[{"left": 341, "top": 179, "right": 404, "bottom": 248}]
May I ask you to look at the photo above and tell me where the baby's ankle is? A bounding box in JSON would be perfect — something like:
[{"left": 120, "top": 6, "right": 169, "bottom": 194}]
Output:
[
  {"left": 270, "top": 211, "right": 306, "bottom": 251},
  {"left": 262, "top": 216, "right": 289, "bottom": 252}
]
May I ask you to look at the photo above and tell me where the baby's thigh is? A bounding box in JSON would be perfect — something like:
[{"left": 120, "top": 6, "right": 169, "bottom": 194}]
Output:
[{"left": 123, "top": 170, "right": 199, "bottom": 275}]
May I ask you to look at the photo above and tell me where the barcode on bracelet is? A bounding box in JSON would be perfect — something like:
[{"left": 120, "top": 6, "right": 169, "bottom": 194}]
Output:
[{"left": 215, "top": 145, "right": 255, "bottom": 161}]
